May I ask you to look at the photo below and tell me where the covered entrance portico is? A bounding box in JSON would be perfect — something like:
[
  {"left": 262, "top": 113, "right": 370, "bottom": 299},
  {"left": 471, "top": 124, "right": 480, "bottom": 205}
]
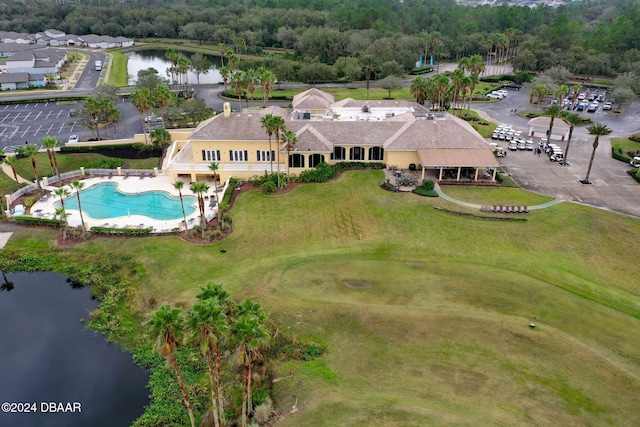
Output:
[{"left": 417, "top": 148, "right": 500, "bottom": 182}]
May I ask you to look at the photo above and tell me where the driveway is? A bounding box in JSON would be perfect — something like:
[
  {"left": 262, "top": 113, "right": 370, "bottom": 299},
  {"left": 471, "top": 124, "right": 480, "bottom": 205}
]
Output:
[{"left": 475, "top": 105, "right": 640, "bottom": 218}]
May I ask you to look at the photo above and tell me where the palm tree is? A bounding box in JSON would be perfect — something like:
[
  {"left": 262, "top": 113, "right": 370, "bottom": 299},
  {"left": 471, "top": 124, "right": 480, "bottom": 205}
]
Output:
[
  {"left": 54, "top": 187, "right": 71, "bottom": 239},
  {"left": 220, "top": 66, "right": 231, "bottom": 90},
  {"left": 3, "top": 155, "right": 18, "bottom": 182},
  {"left": 177, "top": 55, "right": 192, "bottom": 94},
  {"left": 282, "top": 128, "right": 297, "bottom": 184},
  {"left": 559, "top": 111, "right": 582, "bottom": 165},
  {"left": 217, "top": 43, "right": 226, "bottom": 67},
  {"left": 244, "top": 68, "right": 258, "bottom": 107},
  {"left": 582, "top": 123, "right": 612, "bottom": 184},
  {"left": 22, "top": 144, "right": 40, "bottom": 188},
  {"left": 261, "top": 113, "right": 277, "bottom": 174},
  {"left": 432, "top": 74, "right": 450, "bottom": 111},
  {"left": 190, "top": 181, "right": 210, "bottom": 238},
  {"left": 208, "top": 162, "right": 219, "bottom": 200},
  {"left": 186, "top": 298, "right": 229, "bottom": 427},
  {"left": 131, "top": 88, "right": 153, "bottom": 144},
  {"left": 361, "top": 54, "right": 376, "bottom": 100},
  {"left": 409, "top": 77, "right": 427, "bottom": 105},
  {"left": 54, "top": 187, "right": 70, "bottom": 211},
  {"left": 153, "top": 84, "right": 173, "bottom": 125},
  {"left": 71, "top": 180, "right": 86, "bottom": 232},
  {"left": 258, "top": 67, "right": 276, "bottom": 107},
  {"left": 173, "top": 181, "right": 188, "bottom": 235},
  {"left": 272, "top": 115, "right": 286, "bottom": 188},
  {"left": 165, "top": 48, "right": 180, "bottom": 90},
  {"left": 54, "top": 207, "right": 70, "bottom": 240},
  {"left": 230, "top": 70, "right": 247, "bottom": 111},
  {"left": 147, "top": 305, "right": 196, "bottom": 427},
  {"left": 40, "top": 136, "right": 61, "bottom": 183},
  {"left": 83, "top": 97, "right": 102, "bottom": 140},
  {"left": 450, "top": 69, "right": 465, "bottom": 114},
  {"left": 232, "top": 310, "right": 270, "bottom": 427},
  {"left": 544, "top": 104, "right": 563, "bottom": 141}
]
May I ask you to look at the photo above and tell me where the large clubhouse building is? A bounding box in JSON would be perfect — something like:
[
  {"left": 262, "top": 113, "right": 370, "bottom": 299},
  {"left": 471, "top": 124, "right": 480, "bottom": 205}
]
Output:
[{"left": 164, "top": 89, "right": 500, "bottom": 183}]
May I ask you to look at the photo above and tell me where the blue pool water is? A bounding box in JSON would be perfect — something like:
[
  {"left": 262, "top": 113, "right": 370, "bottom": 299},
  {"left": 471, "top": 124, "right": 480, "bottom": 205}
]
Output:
[{"left": 58, "top": 182, "right": 197, "bottom": 220}]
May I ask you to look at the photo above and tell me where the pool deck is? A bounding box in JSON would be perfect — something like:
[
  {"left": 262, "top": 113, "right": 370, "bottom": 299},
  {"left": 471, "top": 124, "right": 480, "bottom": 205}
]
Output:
[{"left": 31, "top": 175, "right": 226, "bottom": 233}]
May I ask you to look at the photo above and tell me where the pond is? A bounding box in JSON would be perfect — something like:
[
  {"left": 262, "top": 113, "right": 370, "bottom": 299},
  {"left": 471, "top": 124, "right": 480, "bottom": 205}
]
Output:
[
  {"left": 126, "top": 49, "right": 223, "bottom": 86},
  {"left": 0, "top": 272, "right": 149, "bottom": 427}
]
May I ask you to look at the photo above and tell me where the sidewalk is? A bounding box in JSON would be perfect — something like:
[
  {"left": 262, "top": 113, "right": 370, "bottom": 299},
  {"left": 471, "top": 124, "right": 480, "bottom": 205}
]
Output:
[{"left": 1, "top": 158, "right": 32, "bottom": 184}]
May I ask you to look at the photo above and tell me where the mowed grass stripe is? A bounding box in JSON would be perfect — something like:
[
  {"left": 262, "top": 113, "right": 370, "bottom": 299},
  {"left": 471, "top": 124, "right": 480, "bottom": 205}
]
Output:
[{"left": 17, "top": 169, "right": 639, "bottom": 425}]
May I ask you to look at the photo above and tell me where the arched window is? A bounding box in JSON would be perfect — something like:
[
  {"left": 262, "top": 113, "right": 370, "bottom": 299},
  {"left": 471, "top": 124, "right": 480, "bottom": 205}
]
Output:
[
  {"left": 349, "top": 147, "right": 365, "bottom": 161},
  {"left": 309, "top": 154, "right": 325, "bottom": 167},
  {"left": 289, "top": 153, "right": 305, "bottom": 168},
  {"left": 331, "top": 146, "right": 345, "bottom": 160},
  {"left": 368, "top": 147, "right": 384, "bottom": 161}
]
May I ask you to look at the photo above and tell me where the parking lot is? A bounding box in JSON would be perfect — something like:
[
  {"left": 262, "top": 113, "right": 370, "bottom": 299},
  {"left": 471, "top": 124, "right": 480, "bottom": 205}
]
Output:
[{"left": 0, "top": 99, "right": 141, "bottom": 153}]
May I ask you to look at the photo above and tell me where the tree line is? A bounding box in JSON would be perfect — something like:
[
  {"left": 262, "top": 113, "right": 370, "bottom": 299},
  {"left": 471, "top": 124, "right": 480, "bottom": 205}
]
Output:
[{"left": 2, "top": 1, "right": 640, "bottom": 77}]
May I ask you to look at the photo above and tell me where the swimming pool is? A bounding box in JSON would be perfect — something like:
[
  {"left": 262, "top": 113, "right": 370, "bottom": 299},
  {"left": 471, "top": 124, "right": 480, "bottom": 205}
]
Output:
[{"left": 58, "top": 182, "right": 197, "bottom": 220}]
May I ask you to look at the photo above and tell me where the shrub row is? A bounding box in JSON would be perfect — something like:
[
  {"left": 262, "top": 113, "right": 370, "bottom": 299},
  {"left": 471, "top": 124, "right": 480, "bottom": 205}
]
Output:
[
  {"left": 627, "top": 169, "right": 640, "bottom": 183},
  {"left": 60, "top": 142, "right": 146, "bottom": 153},
  {"left": 333, "top": 161, "right": 385, "bottom": 171},
  {"left": 91, "top": 226, "right": 152, "bottom": 236},
  {"left": 82, "top": 158, "right": 126, "bottom": 169},
  {"left": 0, "top": 96, "right": 85, "bottom": 105},
  {"left": 11, "top": 216, "right": 60, "bottom": 227},
  {"left": 612, "top": 147, "right": 631, "bottom": 163}
]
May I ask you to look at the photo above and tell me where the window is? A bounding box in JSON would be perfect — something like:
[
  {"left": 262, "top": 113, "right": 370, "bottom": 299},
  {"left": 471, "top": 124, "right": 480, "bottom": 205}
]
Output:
[
  {"left": 349, "top": 147, "right": 365, "bottom": 161},
  {"left": 309, "top": 154, "right": 325, "bottom": 168},
  {"left": 368, "top": 147, "right": 384, "bottom": 161},
  {"left": 289, "top": 153, "right": 305, "bottom": 168},
  {"left": 331, "top": 147, "right": 345, "bottom": 160},
  {"left": 257, "top": 150, "right": 275, "bottom": 162},
  {"left": 202, "top": 150, "right": 221, "bottom": 162},
  {"left": 230, "top": 150, "right": 248, "bottom": 162}
]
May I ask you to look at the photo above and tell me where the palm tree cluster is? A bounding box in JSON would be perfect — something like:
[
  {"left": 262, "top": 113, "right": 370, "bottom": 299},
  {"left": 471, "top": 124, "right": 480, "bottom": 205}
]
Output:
[
  {"left": 80, "top": 96, "right": 121, "bottom": 141},
  {"left": 147, "top": 284, "right": 270, "bottom": 427},
  {"left": 408, "top": 54, "right": 485, "bottom": 115},
  {"left": 260, "top": 113, "right": 298, "bottom": 189},
  {"left": 228, "top": 64, "right": 277, "bottom": 111}
]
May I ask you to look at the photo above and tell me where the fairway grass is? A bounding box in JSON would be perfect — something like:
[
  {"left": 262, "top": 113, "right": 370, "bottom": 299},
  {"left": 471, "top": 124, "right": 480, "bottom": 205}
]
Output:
[{"left": 7, "top": 170, "right": 640, "bottom": 425}]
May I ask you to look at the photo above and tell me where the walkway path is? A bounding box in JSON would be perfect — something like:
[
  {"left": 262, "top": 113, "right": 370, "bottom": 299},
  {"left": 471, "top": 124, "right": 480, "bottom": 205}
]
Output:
[
  {"left": 434, "top": 183, "right": 561, "bottom": 211},
  {"left": 1, "top": 158, "right": 33, "bottom": 184}
]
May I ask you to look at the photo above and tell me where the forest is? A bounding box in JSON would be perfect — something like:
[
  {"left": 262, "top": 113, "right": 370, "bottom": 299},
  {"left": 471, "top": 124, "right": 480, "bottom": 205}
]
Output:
[{"left": 1, "top": 0, "right": 640, "bottom": 76}]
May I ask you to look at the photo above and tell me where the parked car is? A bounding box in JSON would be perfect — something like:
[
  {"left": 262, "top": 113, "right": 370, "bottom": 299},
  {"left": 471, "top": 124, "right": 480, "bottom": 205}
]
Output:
[
  {"left": 486, "top": 92, "right": 503, "bottom": 100},
  {"left": 587, "top": 103, "right": 598, "bottom": 113},
  {"left": 67, "top": 135, "right": 79, "bottom": 144},
  {"left": 603, "top": 101, "right": 613, "bottom": 110}
]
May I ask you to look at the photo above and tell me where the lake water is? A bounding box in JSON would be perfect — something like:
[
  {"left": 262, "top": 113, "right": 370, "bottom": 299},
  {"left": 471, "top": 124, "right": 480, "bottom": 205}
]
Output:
[
  {"left": 0, "top": 272, "right": 149, "bottom": 427},
  {"left": 126, "top": 49, "right": 223, "bottom": 86}
]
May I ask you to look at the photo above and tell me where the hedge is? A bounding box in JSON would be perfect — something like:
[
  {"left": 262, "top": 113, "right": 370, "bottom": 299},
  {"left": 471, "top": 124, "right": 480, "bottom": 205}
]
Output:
[
  {"left": 0, "top": 96, "right": 86, "bottom": 105},
  {"left": 612, "top": 147, "right": 631, "bottom": 163},
  {"left": 90, "top": 226, "right": 152, "bottom": 236},
  {"left": 11, "top": 216, "right": 61, "bottom": 227},
  {"left": 61, "top": 142, "right": 146, "bottom": 153}
]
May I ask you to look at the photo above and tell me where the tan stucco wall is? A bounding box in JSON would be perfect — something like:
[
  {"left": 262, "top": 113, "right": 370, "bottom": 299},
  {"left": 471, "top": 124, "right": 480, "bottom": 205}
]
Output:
[{"left": 386, "top": 151, "right": 420, "bottom": 169}]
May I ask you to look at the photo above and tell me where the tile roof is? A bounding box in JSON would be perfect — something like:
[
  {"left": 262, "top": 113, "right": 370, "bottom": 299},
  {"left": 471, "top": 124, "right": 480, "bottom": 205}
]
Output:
[{"left": 418, "top": 148, "right": 499, "bottom": 167}]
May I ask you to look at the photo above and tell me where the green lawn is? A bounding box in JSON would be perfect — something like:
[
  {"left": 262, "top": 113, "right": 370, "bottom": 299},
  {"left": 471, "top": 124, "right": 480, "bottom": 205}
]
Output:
[
  {"left": 440, "top": 186, "right": 554, "bottom": 206},
  {"left": 11, "top": 152, "right": 160, "bottom": 182},
  {"left": 9, "top": 170, "right": 639, "bottom": 425},
  {"left": 106, "top": 50, "right": 129, "bottom": 87},
  {"left": 611, "top": 137, "right": 640, "bottom": 162}
]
